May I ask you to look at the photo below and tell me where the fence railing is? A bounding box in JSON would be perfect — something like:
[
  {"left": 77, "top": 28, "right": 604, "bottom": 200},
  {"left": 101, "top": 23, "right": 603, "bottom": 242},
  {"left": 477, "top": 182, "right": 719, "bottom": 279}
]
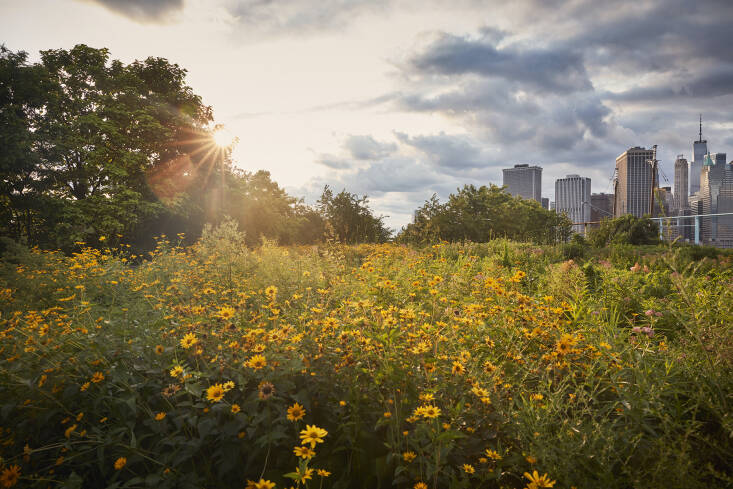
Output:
[{"left": 572, "top": 212, "right": 733, "bottom": 246}]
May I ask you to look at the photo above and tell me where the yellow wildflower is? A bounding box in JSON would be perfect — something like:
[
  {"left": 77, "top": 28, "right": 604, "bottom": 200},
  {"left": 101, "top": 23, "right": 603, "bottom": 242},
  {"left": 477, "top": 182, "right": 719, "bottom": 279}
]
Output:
[
  {"left": 180, "top": 333, "right": 198, "bottom": 349},
  {"left": 0, "top": 464, "right": 20, "bottom": 488},
  {"left": 293, "top": 446, "right": 315, "bottom": 459},
  {"left": 246, "top": 354, "right": 267, "bottom": 370},
  {"left": 206, "top": 383, "right": 226, "bottom": 402},
  {"left": 523, "top": 470, "right": 556, "bottom": 488},
  {"left": 287, "top": 402, "right": 306, "bottom": 421},
  {"left": 299, "top": 424, "right": 328, "bottom": 448}
]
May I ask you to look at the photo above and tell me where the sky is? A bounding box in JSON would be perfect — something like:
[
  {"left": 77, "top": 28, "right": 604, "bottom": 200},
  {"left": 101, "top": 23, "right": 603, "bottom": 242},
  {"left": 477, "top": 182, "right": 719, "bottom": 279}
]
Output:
[{"left": 2, "top": 0, "right": 733, "bottom": 230}]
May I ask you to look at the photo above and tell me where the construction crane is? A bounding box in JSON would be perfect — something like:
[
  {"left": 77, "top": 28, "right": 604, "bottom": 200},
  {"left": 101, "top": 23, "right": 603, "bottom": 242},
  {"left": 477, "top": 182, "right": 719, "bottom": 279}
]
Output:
[{"left": 647, "top": 145, "right": 659, "bottom": 216}]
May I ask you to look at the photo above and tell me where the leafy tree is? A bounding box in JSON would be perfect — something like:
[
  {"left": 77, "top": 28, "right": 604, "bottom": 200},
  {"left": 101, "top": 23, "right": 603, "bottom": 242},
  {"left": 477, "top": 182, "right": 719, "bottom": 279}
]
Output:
[
  {"left": 1, "top": 44, "right": 213, "bottom": 250},
  {"left": 0, "top": 46, "right": 54, "bottom": 242},
  {"left": 587, "top": 214, "right": 660, "bottom": 247},
  {"left": 397, "top": 185, "right": 571, "bottom": 244},
  {"left": 221, "top": 170, "right": 326, "bottom": 246},
  {"left": 317, "top": 186, "right": 391, "bottom": 243}
]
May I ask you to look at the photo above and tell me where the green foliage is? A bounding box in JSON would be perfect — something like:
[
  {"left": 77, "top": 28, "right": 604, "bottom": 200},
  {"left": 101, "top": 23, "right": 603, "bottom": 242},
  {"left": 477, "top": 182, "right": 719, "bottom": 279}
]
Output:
[
  {"left": 561, "top": 234, "right": 588, "bottom": 261},
  {"left": 0, "top": 44, "right": 215, "bottom": 251},
  {"left": 317, "top": 186, "right": 392, "bottom": 244},
  {"left": 397, "top": 185, "right": 572, "bottom": 245},
  {"left": 1, "top": 234, "right": 731, "bottom": 488},
  {"left": 587, "top": 214, "right": 661, "bottom": 247}
]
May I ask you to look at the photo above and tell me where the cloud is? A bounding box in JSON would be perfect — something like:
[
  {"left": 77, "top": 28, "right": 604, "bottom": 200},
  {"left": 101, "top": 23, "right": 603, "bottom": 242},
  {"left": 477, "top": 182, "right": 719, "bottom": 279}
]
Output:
[
  {"left": 408, "top": 32, "right": 592, "bottom": 94},
  {"left": 394, "top": 131, "right": 497, "bottom": 172},
  {"left": 343, "top": 135, "right": 397, "bottom": 160},
  {"left": 315, "top": 154, "right": 353, "bottom": 170},
  {"left": 80, "top": 0, "right": 183, "bottom": 22},
  {"left": 568, "top": 0, "right": 733, "bottom": 70},
  {"left": 394, "top": 79, "right": 612, "bottom": 156},
  {"left": 607, "top": 67, "right": 733, "bottom": 102},
  {"left": 224, "top": 0, "right": 390, "bottom": 35}
]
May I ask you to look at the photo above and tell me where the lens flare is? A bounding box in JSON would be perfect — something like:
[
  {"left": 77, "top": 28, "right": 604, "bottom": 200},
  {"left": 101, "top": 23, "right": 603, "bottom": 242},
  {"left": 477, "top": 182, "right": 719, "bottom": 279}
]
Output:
[{"left": 212, "top": 128, "right": 235, "bottom": 148}]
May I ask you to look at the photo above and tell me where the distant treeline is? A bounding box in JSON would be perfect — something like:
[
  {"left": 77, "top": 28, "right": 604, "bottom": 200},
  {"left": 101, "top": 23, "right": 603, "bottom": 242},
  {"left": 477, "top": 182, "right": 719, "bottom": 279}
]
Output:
[{"left": 2, "top": 44, "right": 571, "bottom": 253}]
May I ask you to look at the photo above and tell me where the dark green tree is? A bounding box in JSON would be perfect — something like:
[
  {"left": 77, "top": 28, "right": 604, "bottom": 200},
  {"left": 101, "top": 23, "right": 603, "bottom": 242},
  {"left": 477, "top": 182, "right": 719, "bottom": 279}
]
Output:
[
  {"left": 397, "top": 185, "right": 571, "bottom": 244},
  {"left": 1, "top": 44, "right": 213, "bottom": 250},
  {"left": 0, "top": 46, "right": 54, "bottom": 242},
  {"left": 317, "top": 186, "right": 391, "bottom": 244},
  {"left": 587, "top": 214, "right": 660, "bottom": 247}
]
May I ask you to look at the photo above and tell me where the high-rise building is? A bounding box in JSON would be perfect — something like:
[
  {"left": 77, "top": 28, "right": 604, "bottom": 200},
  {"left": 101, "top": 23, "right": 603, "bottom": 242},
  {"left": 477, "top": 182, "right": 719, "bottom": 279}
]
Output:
[
  {"left": 541, "top": 197, "right": 549, "bottom": 210},
  {"left": 590, "top": 193, "right": 614, "bottom": 222},
  {"left": 555, "top": 175, "right": 591, "bottom": 233},
  {"left": 698, "top": 153, "right": 733, "bottom": 247},
  {"left": 674, "top": 155, "right": 688, "bottom": 211},
  {"left": 614, "top": 147, "right": 657, "bottom": 218},
  {"left": 690, "top": 115, "right": 708, "bottom": 196},
  {"left": 709, "top": 152, "right": 727, "bottom": 166},
  {"left": 502, "top": 164, "right": 542, "bottom": 203}
]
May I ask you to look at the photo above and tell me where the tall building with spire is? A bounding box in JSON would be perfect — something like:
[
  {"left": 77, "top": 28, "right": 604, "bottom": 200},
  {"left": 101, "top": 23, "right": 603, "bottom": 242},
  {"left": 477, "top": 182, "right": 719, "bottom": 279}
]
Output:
[
  {"left": 674, "top": 155, "right": 688, "bottom": 211},
  {"left": 690, "top": 115, "right": 708, "bottom": 195}
]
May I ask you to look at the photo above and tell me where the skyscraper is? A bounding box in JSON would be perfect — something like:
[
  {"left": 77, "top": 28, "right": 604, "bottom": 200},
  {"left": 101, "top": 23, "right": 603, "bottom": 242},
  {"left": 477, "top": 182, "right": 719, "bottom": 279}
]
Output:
[
  {"left": 698, "top": 152, "right": 733, "bottom": 246},
  {"left": 502, "top": 164, "right": 542, "bottom": 203},
  {"left": 555, "top": 175, "right": 591, "bottom": 233},
  {"left": 614, "top": 147, "right": 657, "bottom": 218},
  {"left": 690, "top": 115, "right": 708, "bottom": 196},
  {"left": 674, "top": 155, "right": 688, "bottom": 211}
]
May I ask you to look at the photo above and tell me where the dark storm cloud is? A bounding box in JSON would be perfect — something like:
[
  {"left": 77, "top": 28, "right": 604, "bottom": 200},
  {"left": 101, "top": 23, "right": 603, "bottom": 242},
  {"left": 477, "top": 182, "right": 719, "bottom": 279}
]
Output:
[
  {"left": 80, "top": 0, "right": 183, "bottom": 22},
  {"left": 409, "top": 32, "right": 592, "bottom": 94},
  {"left": 343, "top": 135, "right": 397, "bottom": 160},
  {"left": 568, "top": 0, "right": 733, "bottom": 69},
  {"left": 395, "top": 79, "right": 612, "bottom": 156},
  {"left": 608, "top": 67, "right": 733, "bottom": 102}
]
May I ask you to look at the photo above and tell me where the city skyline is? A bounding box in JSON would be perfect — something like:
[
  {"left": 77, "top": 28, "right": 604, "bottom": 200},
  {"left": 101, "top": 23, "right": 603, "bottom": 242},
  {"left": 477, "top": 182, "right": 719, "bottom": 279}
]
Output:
[{"left": 2, "top": 0, "right": 732, "bottom": 230}]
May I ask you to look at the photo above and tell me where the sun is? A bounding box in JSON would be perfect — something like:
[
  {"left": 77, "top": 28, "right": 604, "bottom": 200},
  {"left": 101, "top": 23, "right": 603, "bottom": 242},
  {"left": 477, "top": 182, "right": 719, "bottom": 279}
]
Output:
[{"left": 212, "top": 127, "right": 236, "bottom": 148}]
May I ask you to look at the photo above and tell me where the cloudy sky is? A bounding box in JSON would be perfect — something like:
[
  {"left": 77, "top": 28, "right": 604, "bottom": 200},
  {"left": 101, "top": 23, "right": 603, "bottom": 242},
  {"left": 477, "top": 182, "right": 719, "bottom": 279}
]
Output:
[{"left": 2, "top": 0, "right": 733, "bottom": 229}]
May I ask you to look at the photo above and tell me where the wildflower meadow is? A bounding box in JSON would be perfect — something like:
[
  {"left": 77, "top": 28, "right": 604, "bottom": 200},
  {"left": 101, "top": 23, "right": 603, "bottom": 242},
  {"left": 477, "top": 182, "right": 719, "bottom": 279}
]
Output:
[{"left": 0, "top": 223, "right": 731, "bottom": 488}]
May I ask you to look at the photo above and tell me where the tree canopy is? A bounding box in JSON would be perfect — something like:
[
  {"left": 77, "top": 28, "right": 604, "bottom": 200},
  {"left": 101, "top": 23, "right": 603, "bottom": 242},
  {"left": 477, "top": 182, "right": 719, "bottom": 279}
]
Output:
[
  {"left": 587, "top": 214, "right": 660, "bottom": 247},
  {"left": 1, "top": 44, "right": 215, "bottom": 250},
  {"left": 397, "top": 185, "right": 572, "bottom": 244},
  {"left": 317, "top": 186, "right": 391, "bottom": 244}
]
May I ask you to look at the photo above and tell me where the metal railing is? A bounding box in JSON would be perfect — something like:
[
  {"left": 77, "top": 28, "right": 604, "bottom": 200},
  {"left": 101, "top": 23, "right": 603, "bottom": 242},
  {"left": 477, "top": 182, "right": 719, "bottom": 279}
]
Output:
[
  {"left": 571, "top": 212, "right": 733, "bottom": 246},
  {"left": 649, "top": 212, "right": 733, "bottom": 245}
]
